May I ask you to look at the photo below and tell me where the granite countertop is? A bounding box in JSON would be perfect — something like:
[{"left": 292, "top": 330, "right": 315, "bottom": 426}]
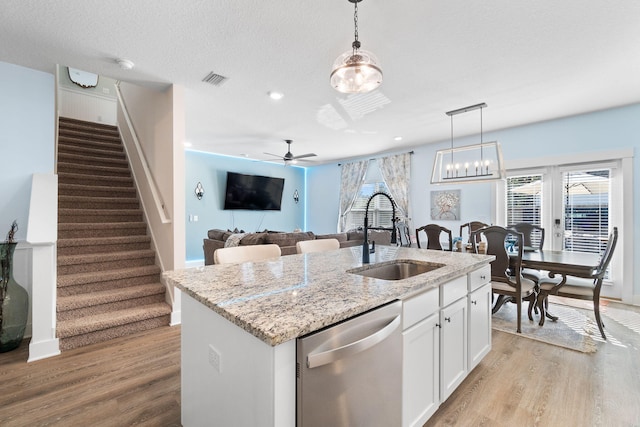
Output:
[{"left": 163, "top": 246, "right": 493, "bottom": 346}]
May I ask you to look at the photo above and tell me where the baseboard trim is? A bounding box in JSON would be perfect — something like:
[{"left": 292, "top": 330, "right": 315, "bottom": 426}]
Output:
[{"left": 28, "top": 338, "right": 61, "bottom": 362}]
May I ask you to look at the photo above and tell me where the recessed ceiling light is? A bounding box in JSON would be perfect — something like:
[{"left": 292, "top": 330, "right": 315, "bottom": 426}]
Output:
[
  {"left": 184, "top": 141, "right": 193, "bottom": 147},
  {"left": 394, "top": 136, "right": 403, "bottom": 141},
  {"left": 268, "top": 91, "right": 284, "bottom": 100}
]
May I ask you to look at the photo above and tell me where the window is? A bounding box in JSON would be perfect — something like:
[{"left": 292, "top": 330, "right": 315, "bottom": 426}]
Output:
[
  {"left": 506, "top": 174, "right": 543, "bottom": 226},
  {"left": 562, "top": 169, "right": 610, "bottom": 254},
  {"left": 344, "top": 182, "right": 394, "bottom": 231}
]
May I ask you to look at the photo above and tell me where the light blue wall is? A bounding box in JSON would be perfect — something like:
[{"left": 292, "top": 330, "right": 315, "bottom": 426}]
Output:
[
  {"left": 306, "top": 103, "right": 640, "bottom": 295},
  {"left": 185, "top": 151, "right": 306, "bottom": 262},
  {"left": 0, "top": 61, "right": 55, "bottom": 241}
]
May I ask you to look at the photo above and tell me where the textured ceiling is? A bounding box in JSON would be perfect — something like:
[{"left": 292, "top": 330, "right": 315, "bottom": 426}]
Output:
[{"left": 2, "top": 0, "right": 639, "bottom": 164}]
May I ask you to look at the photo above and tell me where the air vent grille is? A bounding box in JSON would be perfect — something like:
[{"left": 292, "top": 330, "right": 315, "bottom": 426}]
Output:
[{"left": 202, "top": 72, "right": 228, "bottom": 86}]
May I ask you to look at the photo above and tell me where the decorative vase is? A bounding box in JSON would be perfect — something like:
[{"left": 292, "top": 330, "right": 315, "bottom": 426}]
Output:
[{"left": 0, "top": 242, "right": 29, "bottom": 353}]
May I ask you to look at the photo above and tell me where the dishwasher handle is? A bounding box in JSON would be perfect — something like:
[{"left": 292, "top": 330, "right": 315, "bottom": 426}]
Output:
[{"left": 307, "top": 314, "right": 401, "bottom": 369}]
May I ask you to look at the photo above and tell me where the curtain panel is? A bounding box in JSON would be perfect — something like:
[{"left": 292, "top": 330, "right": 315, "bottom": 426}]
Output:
[
  {"left": 378, "top": 153, "right": 411, "bottom": 222},
  {"left": 338, "top": 160, "right": 369, "bottom": 232}
]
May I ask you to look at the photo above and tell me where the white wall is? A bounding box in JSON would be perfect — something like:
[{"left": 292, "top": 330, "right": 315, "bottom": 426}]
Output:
[
  {"left": 118, "top": 82, "right": 185, "bottom": 271},
  {"left": 306, "top": 103, "right": 640, "bottom": 300}
]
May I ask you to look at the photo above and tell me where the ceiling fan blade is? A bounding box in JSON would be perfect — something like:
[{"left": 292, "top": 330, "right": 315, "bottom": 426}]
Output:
[
  {"left": 263, "top": 152, "right": 284, "bottom": 159},
  {"left": 292, "top": 153, "right": 317, "bottom": 160}
]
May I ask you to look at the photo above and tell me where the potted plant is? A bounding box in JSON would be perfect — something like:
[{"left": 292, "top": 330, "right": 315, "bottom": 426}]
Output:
[{"left": 0, "top": 221, "right": 29, "bottom": 352}]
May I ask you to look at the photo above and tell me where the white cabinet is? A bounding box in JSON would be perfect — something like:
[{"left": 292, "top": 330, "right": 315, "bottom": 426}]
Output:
[
  {"left": 402, "top": 265, "right": 492, "bottom": 426},
  {"left": 468, "top": 265, "right": 491, "bottom": 371},
  {"left": 440, "top": 296, "right": 468, "bottom": 401},
  {"left": 402, "top": 313, "right": 440, "bottom": 427},
  {"left": 468, "top": 282, "right": 492, "bottom": 371}
]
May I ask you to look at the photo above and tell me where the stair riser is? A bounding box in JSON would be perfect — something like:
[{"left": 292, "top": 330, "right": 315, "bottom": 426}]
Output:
[
  {"left": 58, "top": 137, "right": 123, "bottom": 152},
  {"left": 59, "top": 213, "right": 143, "bottom": 223},
  {"left": 58, "top": 273, "right": 161, "bottom": 296},
  {"left": 58, "top": 256, "right": 155, "bottom": 275},
  {"left": 57, "top": 165, "right": 131, "bottom": 178},
  {"left": 57, "top": 294, "right": 167, "bottom": 321},
  {"left": 58, "top": 241, "right": 150, "bottom": 256},
  {"left": 59, "top": 119, "right": 118, "bottom": 134},
  {"left": 58, "top": 187, "right": 136, "bottom": 198},
  {"left": 58, "top": 315, "right": 170, "bottom": 351},
  {"left": 58, "top": 153, "right": 129, "bottom": 168},
  {"left": 58, "top": 200, "right": 140, "bottom": 210},
  {"left": 58, "top": 175, "right": 134, "bottom": 188},
  {"left": 58, "top": 227, "right": 147, "bottom": 239},
  {"left": 58, "top": 145, "right": 127, "bottom": 160}
]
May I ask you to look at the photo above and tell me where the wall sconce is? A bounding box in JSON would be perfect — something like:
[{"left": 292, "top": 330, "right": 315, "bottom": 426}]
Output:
[
  {"left": 431, "top": 103, "right": 505, "bottom": 184},
  {"left": 194, "top": 182, "right": 205, "bottom": 200},
  {"left": 293, "top": 190, "right": 300, "bottom": 204}
]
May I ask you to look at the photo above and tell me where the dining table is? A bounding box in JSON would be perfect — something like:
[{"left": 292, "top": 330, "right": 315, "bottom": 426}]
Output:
[{"left": 518, "top": 248, "right": 602, "bottom": 323}]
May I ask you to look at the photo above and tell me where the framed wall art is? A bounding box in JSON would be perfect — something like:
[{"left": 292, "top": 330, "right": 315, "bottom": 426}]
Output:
[{"left": 430, "top": 190, "right": 460, "bottom": 220}]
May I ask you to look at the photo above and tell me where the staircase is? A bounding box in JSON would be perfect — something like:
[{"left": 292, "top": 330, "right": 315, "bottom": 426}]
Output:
[{"left": 56, "top": 117, "right": 171, "bottom": 351}]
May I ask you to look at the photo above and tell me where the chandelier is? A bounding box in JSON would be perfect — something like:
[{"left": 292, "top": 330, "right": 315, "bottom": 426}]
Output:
[
  {"left": 330, "top": 0, "right": 382, "bottom": 94},
  {"left": 431, "top": 103, "right": 505, "bottom": 184}
]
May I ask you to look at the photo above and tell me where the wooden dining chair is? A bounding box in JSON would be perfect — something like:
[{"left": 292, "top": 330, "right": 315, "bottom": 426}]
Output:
[
  {"left": 472, "top": 226, "right": 537, "bottom": 333},
  {"left": 536, "top": 227, "right": 618, "bottom": 339},
  {"left": 510, "top": 223, "right": 545, "bottom": 250},
  {"left": 509, "top": 222, "right": 546, "bottom": 286},
  {"left": 460, "top": 221, "right": 488, "bottom": 244},
  {"left": 415, "top": 224, "right": 453, "bottom": 250},
  {"left": 213, "top": 244, "right": 281, "bottom": 264}
]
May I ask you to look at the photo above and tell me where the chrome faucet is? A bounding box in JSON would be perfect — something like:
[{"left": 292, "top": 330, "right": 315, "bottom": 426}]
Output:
[{"left": 363, "top": 192, "right": 398, "bottom": 263}]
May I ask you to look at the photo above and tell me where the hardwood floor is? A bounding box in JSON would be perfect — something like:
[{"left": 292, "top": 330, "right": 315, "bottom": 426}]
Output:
[
  {"left": 426, "top": 299, "right": 640, "bottom": 426},
  {"left": 1, "top": 301, "right": 639, "bottom": 427},
  {"left": 0, "top": 326, "right": 181, "bottom": 427}
]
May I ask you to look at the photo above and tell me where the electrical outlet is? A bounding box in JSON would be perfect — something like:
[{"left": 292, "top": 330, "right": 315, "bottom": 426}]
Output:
[{"left": 208, "top": 344, "right": 221, "bottom": 373}]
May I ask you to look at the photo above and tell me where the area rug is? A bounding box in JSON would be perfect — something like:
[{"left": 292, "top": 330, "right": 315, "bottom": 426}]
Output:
[{"left": 491, "top": 300, "right": 601, "bottom": 353}]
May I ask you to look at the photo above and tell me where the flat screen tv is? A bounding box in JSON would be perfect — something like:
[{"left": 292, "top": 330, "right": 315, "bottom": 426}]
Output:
[{"left": 223, "top": 171, "right": 285, "bottom": 211}]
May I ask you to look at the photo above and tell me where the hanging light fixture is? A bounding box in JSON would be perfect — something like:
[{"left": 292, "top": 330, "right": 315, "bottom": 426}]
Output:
[
  {"left": 431, "top": 103, "right": 505, "bottom": 184},
  {"left": 330, "top": 0, "right": 382, "bottom": 94}
]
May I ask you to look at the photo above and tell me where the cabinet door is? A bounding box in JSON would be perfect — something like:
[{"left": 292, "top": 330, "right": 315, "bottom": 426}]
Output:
[
  {"left": 403, "top": 313, "right": 440, "bottom": 427},
  {"left": 440, "top": 297, "right": 468, "bottom": 401},
  {"left": 468, "top": 282, "right": 492, "bottom": 371}
]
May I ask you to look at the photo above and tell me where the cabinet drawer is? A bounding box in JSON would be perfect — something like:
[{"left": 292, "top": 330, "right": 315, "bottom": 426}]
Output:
[
  {"left": 403, "top": 287, "right": 439, "bottom": 330},
  {"left": 468, "top": 265, "right": 491, "bottom": 292},
  {"left": 440, "top": 275, "right": 468, "bottom": 307}
]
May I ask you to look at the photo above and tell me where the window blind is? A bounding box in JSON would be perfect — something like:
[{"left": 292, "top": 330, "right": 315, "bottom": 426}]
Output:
[
  {"left": 506, "top": 174, "right": 543, "bottom": 225},
  {"left": 563, "top": 169, "right": 610, "bottom": 254}
]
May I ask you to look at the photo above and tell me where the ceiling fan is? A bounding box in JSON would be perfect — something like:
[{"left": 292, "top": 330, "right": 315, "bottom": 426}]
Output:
[{"left": 264, "top": 140, "right": 317, "bottom": 164}]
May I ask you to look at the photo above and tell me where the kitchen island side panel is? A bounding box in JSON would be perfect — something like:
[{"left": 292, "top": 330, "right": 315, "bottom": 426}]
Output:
[{"left": 181, "top": 293, "right": 295, "bottom": 427}]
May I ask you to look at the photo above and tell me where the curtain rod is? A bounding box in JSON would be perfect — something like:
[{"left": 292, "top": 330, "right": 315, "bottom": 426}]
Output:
[{"left": 338, "top": 150, "right": 414, "bottom": 166}]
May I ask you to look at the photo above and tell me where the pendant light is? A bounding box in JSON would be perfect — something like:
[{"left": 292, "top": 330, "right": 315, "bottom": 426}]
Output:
[
  {"left": 330, "top": 0, "right": 382, "bottom": 94},
  {"left": 431, "top": 103, "right": 505, "bottom": 184}
]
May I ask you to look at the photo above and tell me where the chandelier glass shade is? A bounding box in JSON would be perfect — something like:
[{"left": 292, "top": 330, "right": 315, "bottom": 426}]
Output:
[{"left": 330, "top": 0, "right": 382, "bottom": 94}]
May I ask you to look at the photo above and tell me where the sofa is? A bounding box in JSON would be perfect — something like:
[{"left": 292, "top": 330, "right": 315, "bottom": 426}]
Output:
[{"left": 203, "top": 228, "right": 391, "bottom": 265}]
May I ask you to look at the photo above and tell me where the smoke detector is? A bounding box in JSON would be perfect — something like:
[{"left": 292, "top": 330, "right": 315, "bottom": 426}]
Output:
[{"left": 116, "top": 59, "right": 134, "bottom": 70}]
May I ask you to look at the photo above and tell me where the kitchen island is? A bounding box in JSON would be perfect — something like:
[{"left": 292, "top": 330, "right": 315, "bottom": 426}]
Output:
[{"left": 163, "top": 245, "right": 494, "bottom": 427}]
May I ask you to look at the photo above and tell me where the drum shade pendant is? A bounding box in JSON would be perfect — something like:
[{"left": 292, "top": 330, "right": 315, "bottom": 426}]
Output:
[{"left": 330, "top": 0, "right": 382, "bottom": 94}]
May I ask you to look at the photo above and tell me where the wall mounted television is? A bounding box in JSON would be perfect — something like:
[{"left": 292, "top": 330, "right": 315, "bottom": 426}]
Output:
[{"left": 223, "top": 171, "right": 285, "bottom": 211}]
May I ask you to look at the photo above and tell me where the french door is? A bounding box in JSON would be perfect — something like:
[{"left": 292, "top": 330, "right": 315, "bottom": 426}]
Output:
[{"left": 503, "top": 161, "right": 623, "bottom": 299}]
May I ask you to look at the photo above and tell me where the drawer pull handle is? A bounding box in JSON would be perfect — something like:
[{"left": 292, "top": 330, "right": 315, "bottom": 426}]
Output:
[
  {"left": 445, "top": 317, "right": 451, "bottom": 323},
  {"left": 480, "top": 275, "right": 486, "bottom": 280},
  {"left": 435, "top": 323, "right": 441, "bottom": 329},
  {"left": 471, "top": 300, "right": 477, "bottom": 305}
]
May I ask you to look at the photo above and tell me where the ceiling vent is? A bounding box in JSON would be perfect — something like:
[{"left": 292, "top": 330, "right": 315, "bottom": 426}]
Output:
[{"left": 202, "top": 72, "right": 228, "bottom": 86}]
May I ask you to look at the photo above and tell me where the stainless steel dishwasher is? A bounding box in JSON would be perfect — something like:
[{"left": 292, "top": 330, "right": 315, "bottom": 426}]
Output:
[{"left": 296, "top": 300, "right": 402, "bottom": 427}]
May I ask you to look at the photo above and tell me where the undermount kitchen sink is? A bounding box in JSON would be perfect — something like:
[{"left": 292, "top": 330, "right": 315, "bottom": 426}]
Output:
[{"left": 348, "top": 260, "right": 445, "bottom": 281}]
